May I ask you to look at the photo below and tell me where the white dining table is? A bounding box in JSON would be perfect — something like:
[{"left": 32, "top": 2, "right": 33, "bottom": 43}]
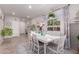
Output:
[{"left": 31, "top": 31, "right": 61, "bottom": 54}]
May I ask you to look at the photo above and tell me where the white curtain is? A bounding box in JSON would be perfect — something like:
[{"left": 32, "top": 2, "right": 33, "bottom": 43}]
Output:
[{"left": 63, "top": 5, "right": 70, "bottom": 49}]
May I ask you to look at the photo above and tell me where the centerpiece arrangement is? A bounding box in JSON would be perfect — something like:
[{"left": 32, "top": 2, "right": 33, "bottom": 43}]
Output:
[{"left": 38, "top": 23, "right": 45, "bottom": 35}]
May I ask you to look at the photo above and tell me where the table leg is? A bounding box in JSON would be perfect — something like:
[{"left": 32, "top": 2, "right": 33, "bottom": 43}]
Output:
[{"left": 44, "top": 43, "right": 47, "bottom": 54}]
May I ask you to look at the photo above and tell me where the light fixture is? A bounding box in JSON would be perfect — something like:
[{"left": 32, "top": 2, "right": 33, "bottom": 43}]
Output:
[
  {"left": 27, "top": 16, "right": 30, "bottom": 18},
  {"left": 12, "top": 12, "right": 15, "bottom": 15},
  {"left": 28, "top": 5, "right": 32, "bottom": 9}
]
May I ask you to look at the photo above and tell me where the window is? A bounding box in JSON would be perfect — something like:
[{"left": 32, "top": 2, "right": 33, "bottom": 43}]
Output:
[
  {"left": 47, "top": 9, "right": 64, "bottom": 32},
  {"left": 47, "top": 12, "right": 60, "bottom": 31}
]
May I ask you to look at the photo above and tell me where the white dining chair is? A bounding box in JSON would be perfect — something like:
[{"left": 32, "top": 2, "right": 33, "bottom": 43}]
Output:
[
  {"left": 32, "top": 34, "right": 44, "bottom": 54},
  {"left": 47, "top": 35, "right": 66, "bottom": 54}
]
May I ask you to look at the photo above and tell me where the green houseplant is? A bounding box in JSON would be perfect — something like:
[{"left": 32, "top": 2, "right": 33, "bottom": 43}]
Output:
[
  {"left": 48, "top": 11, "right": 57, "bottom": 25},
  {"left": 0, "top": 27, "right": 13, "bottom": 37},
  {"left": 48, "top": 11, "right": 56, "bottom": 18}
]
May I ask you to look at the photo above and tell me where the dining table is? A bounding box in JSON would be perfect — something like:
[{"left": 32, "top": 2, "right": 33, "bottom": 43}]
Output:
[{"left": 31, "top": 31, "right": 62, "bottom": 54}]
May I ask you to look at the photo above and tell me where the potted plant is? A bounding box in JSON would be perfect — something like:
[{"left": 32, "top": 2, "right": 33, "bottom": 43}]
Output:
[
  {"left": 48, "top": 11, "right": 56, "bottom": 18},
  {"left": 0, "top": 27, "right": 13, "bottom": 38}
]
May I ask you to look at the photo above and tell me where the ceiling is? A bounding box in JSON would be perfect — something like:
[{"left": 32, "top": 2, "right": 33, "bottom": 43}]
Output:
[{"left": 0, "top": 4, "right": 66, "bottom": 19}]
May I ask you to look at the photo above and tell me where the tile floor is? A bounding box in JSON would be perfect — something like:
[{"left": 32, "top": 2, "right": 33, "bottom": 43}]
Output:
[{"left": 0, "top": 34, "right": 77, "bottom": 54}]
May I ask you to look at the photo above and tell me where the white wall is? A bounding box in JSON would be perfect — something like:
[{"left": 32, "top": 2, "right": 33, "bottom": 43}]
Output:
[
  {"left": 0, "top": 9, "right": 4, "bottom": 44},
  {"left": 0, "top": 20, "right": 3, "bottom": 43},
  {"left": 12, "top": 19, "right": 20, "bottom": 37},
  {"left": 69, "top": 5, "right": 79, "bottom": 23}
]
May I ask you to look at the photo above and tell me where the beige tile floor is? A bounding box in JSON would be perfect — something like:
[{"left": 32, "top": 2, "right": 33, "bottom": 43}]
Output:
[
  {"left": 0, "top": 35, "right": 30, "bottom": 54},
  {"left": 0, "top": 34, "right": 77, "bottom": 54}
]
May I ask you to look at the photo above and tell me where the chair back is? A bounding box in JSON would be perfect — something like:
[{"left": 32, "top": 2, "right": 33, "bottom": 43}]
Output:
[
  {"left": 32, "top": 34, "right": 39, "bottom": 46},
  {"left": 32, "top": 34, "right": 40, "bottom": 53}
]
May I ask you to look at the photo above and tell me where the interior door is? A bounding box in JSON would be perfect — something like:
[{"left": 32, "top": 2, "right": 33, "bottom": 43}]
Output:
[
  {"left": 19, "top": 21, "right": 25, "bottom": 34},
  {"left": 11, "top": 20, "right": 20, "bottom": 37}
]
